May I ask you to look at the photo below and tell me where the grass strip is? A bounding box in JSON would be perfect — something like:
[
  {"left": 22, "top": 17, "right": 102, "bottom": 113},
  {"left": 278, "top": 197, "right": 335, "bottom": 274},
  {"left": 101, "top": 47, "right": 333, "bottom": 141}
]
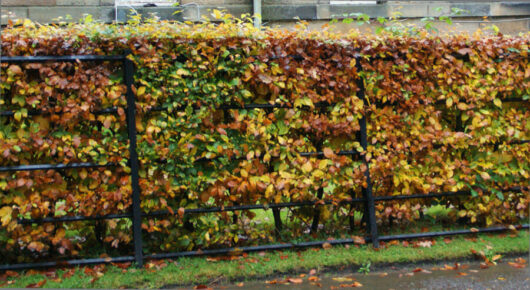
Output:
[{"left": 2, "top": 230, "right": 528, "bottom": 289}]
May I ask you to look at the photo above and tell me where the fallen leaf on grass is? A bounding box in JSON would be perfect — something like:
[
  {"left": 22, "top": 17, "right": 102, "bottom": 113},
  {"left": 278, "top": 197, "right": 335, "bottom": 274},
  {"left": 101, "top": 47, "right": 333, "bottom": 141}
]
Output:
[
  {"left": 26, "top": 280, "right": 46, "bottom": 288},
  {"left": 417, "top": 241, "right": 432, "bottom": 248},
  {"left": 308, "top": 276, "right": 320, "bottom": 282},
  {"left": 412, "top": 268, "right": 423, "bottom": 273},
  {"left": 62, "top": 269, "right": 76, "bottom": 279},
  {"left": 5, "top": 271, "right": 19, "bottom": 278},
  {"left": 470, "top": 228, "right": 479, "bottom": 233},
  {"left": 352, "top": 236, "right": 365, "bottom": 245},
  {"left": 457, "top": 272, "right": 468, "bottom": 276},
  {"left": 322, "top": 242, "right": 332, "bottom": 249},
  {"left": 237, "top": 282, "right": 244, "bottom": 287}
]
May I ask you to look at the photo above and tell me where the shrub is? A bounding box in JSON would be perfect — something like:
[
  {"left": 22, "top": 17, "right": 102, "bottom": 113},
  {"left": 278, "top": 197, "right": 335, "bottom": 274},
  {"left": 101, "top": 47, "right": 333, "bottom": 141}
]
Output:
[{"left": 0, "top": 16, "right": 528, "bottom": 262}]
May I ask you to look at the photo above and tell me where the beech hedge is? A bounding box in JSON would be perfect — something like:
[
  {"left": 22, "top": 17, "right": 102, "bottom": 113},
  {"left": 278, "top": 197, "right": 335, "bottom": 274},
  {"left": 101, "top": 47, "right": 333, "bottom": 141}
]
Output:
[{"left": 0, "top": 17, "right": 528, "bottom": 262}]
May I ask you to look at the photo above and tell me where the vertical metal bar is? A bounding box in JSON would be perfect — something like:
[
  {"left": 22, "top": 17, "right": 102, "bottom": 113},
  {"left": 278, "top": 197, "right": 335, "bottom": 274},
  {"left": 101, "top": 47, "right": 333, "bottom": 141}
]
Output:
[
  {"left": 272, "top": 208, "right": 283, "bottom": 232},
  {"left": 356, "top": 58, "right": 379, "bottom": 248},
  {"left": 349, "top": 202, "right": 356, "bottom": 232},
  {"left": 123, "top": 52, "right": 144, "bottom": 268},
  {"left": 310, "top": 188, "right": 323, "bottom": 234}
]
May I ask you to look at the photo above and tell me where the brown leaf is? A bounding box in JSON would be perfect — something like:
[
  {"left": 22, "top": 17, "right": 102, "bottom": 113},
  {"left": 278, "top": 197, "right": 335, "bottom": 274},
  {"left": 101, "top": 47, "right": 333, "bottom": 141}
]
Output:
[
  {"left": 308, "top": 276, "right": 320, "bottom": 282},
  {"left": 457, "top": 48, "right": 473, "bottom": 55},
  {"left": 178, "top": 207, "right": 186, "bottom": 217},
  {"left": 26, "top": 280, "right": 46, "bottom": 288},
  {"left": 323, "top": 147, "right": 335, "bottom": 159},
  {"left": 322, "top": 242, "right": 332, "bottom": 249},
  {"left": 340, "top": 281, "right": 363, "bottom": 287},
  {"left": 288, "top": 278, "right": 303, "bottom": 284},
  {"left": 352, "top": 235, "right": 365, "bottom": 245},
  {"left": 507, "top": 262, "right": 526, "bottom": 269}
]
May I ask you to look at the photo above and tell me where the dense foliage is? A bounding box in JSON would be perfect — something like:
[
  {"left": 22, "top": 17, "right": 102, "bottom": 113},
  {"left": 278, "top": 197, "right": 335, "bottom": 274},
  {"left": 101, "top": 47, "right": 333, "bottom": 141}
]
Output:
[{"left": 0, "top": 16, "right": 528, "bottom": 262}]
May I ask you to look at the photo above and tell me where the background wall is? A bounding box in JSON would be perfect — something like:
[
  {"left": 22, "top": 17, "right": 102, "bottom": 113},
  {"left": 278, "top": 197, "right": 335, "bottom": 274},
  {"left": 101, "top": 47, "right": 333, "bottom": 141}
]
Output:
[{"left": 1, "top": 1, "right": 530, "bottom": 34}]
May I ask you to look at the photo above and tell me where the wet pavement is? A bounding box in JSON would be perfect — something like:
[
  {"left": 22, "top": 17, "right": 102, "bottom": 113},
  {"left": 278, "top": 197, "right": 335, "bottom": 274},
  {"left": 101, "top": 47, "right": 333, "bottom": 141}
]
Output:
[{"left": 195, "top": 257, "right": 530, "bottom": 290}]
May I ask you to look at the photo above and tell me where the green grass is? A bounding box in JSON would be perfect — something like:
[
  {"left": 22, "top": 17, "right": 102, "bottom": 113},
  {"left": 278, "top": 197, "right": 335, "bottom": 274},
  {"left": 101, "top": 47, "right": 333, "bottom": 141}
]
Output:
[{"left": 2, "top": 230, "right": 528, "bottom": 289}]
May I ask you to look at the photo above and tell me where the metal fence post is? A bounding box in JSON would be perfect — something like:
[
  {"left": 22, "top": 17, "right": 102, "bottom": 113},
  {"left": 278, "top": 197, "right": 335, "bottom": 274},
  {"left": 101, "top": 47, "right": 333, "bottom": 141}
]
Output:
[
  {"left": 123, "top": 52, "right": 144, "bottom": 267},
  {"left": 355, "top": 58, "right": 379, "bottom": 248}
]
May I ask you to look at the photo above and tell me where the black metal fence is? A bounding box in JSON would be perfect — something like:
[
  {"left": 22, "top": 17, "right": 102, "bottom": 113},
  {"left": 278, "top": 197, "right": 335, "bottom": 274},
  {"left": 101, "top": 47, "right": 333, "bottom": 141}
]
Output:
[{"left": 0, "top": 53, "right": 528, "bottom": 271}]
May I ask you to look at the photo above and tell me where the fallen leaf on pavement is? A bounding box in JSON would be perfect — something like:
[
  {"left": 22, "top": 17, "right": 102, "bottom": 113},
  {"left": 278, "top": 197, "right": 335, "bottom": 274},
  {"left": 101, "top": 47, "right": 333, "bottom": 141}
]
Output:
[
  {"left": 288, "top": 278, "right": 303, "bottom": 284},
  {"left": 333, "top": 277, "right": 354, "bottom": 282},
  {"left": 340, "top": 281, "right": 362, "bottom": 287},
  {"left": 508, "top": 262, "right": 526, "bottom": 269}
]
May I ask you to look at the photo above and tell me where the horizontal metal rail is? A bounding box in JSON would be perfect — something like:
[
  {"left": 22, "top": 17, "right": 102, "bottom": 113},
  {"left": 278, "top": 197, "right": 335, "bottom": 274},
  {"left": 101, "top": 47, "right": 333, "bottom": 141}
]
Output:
[
  {"left": 16, "top": 186, "right": 527, "bottom": 224},
  {"left": 374, "top": 190, "right": 469, "bottom": 201},
  {"left": 0, "top": 255, "right": 135, "bottom": 271},
  {"left": 145, "top": 237, "right": 374, "bottom": 260},
  {"left": 17, "top": 213, "right": 132, "bottom": 225},
  {"left": 0, "top": 101, "right": 334, "bottom": 119},
  {"left": 0, "top": 55, "right": 125, "bottom": 63},
  {"left": 17, "top": 198, "right": 367, "bottom": 224},
  {"left": 3, "top": 97, "right": 526, "bottom": 119},
  {"left": 379, "top": 224, "right": 529, "bottom": 241},
  {"left": 0, "top": 162, "right": 116, "bottom": 173}
]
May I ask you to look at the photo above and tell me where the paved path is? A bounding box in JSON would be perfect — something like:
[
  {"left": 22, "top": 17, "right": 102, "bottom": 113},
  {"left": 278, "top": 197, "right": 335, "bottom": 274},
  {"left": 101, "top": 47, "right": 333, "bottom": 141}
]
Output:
[{"left": 214, "top": 257, "right": 530, "bottom": 290}]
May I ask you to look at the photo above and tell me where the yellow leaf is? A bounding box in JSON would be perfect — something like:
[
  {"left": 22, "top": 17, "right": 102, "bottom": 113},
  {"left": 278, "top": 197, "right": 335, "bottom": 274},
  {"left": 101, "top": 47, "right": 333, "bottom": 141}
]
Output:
[
  {"left": 240, "top": 169, "right": 248, "bottom": 178},
  {"left": 493, "top": 98, "right": 502, "bottom": 108},
  {"left": 301, "top": 162, "right": 312, "bottom": 173},
  {"left": 446, "top": 98, "right": 453, "bottom": 108},
  {"left": 265, "top": 184, "right": 274, "bottom": 198},
  {"left": 137, "top": 86, "right": 146, "bottom": 96},
  {"left": 0, "top": 206, "right": 13, "bottom": 227},
  {"left": 480, "top": 172, "right": 491, "bottom": 180},
  {"left": 212, "top": 9, "right": 222, "bottom": 19}
]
